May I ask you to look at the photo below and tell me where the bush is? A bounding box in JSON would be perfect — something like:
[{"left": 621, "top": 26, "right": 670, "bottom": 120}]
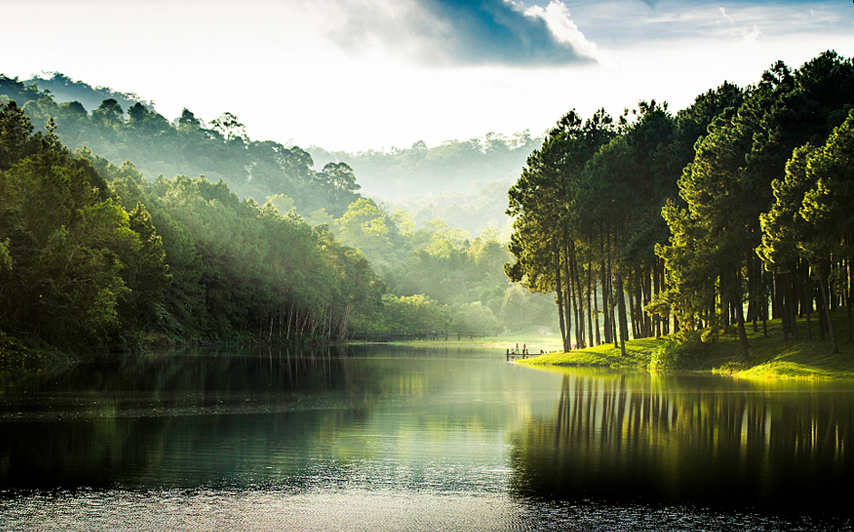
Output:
[{"left": 648, "top": 334, "right": 701, "bottom": 371}]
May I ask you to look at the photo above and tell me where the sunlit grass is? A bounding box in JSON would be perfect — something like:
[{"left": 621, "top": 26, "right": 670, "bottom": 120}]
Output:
[
  {"left": 383, "top": 327, "right": 565, "bottom": 349},
  {"left": 518, "top": 340, "right": 652, "bottom": 368},
  {"left": 517, "top": 312, "right": 854, "bottom": 380}
]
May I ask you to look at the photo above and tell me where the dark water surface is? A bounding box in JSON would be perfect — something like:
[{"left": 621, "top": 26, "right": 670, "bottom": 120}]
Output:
[{"left": 1, "top": 345, "right": 852, "bottom": 530}]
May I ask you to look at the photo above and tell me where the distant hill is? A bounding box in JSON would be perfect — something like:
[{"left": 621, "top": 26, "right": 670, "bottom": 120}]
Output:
[
  {"left": 309, "top": 132, "right": 540, "bottom": 199},
  {"left": 2, "top": 72, "right": 541, "bottom": 234},
  {"left": 0, "top": 73, "right": 361, "bottom": 218},
  {"left": 309, "top": 133, "right": 541, "bottom": 236},
  {"left": 26, "top": 72, "right": 155, "bottom": 116}
]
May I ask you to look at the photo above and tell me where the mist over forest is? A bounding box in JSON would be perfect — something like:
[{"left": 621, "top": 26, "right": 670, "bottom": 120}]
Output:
[
  {"left": 0, "top": 71, "right": 555, "bottom": 353},
  {"left": 309, "top": 133, "right": 541, "bottom": 236}
]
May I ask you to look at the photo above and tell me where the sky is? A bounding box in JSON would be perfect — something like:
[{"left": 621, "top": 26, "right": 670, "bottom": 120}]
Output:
[{"left": 4, "top": 0, "right": 854, "bottom": 152}]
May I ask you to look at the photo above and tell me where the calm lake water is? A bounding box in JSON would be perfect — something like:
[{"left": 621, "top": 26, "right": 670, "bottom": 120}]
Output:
[{"left": 1, "top": 344, "right": 853, "bottom": 531}]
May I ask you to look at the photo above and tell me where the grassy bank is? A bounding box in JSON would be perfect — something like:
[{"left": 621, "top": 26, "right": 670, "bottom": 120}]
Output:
[
  {"left": 517, "top": 313, "right": 854, "bottom": 380},
  {"left": 380, "top": 329, "right": 565, "bottom": 350}
]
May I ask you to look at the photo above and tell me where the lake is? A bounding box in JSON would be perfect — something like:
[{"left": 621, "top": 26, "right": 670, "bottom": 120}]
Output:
[{"left": 1, "top": 344, "right": 852, "bottom": 531}]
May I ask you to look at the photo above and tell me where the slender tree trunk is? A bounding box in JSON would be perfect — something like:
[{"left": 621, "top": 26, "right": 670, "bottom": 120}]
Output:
[
  {"left": 817, "top": 281, "right": 826, "bottom": 341},
  {"left": 720, "top": 269, "right": 730, "bottom": 332},
  {"left": 607, "top": 226, "right": 618, "bottom": 349},
  {"left": 819, "top": 267, "right": 839, "bottom": 355},
  {"left": 805, "top": 277, "right": 812, "bottom": 341},
  {"left": 614, "top": 226, "right": 628, "bottom": 356},
  {"left": 628, "top": 290, "right": 637, "bottom": 339},
  {"left": 562, "top": 237, "right": 574, "bottom": 349},
  {"left": 554, "top": 244, "right": 569, "bottom": 353},
  {"left": 570, "top": 243, "right": 584, "bottom": 348},
  {"left": 593, "top": 271, "right": 601, "bottom": 346},
  {"left": 732, "top": 273, "right": 749, "bottom": 361},
  {"left": 787, "top": 273, "right": 799, "bottom": 339},
  {"left": 643, "top": 266, "right": 652, "bottom": 337},
  {"left": 601, "top": 257, "right": 611, "bottom": 344},
  {"left": 286, "top": 301, "right": 293, "bottom": 341},
  {"left": 771, "top": 272, "right": 779, "bottom": 320},
  {"left": 847, "top": 257, "right": 852, "bottom": 343},
  {"left": 615, "top": 270, "right": 629, "bottom": 356},
  {"left": 652, "top": 256, "right": 666, "bottom": 338},
  {"left": 586, "top": 264, "right": 594, "bottom": 347}
]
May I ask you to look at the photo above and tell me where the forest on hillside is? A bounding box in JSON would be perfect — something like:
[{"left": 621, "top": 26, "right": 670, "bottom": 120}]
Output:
[
  {"left": 508, "top": 50, "right": 854, "bottom": 360},
  {"left": 0, "top": 75, "right": 553, "bottom": 355}
]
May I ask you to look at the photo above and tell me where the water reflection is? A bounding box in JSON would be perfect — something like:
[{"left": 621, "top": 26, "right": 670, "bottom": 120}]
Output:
[
  {"left": 0, "top": 346, "right": 373, "bottom": 490},
  {"left": 510, "top": 369, "right": 854, "bottom": 516},
  {"left": 0, "top": 345, "right": 547, "bottom": 492},
  {"left": 4, "top": 346, "right": 854, "bottom": 527}
]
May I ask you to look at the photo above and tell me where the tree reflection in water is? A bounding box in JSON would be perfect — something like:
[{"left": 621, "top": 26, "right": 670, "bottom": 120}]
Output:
[{"left": 510, "top": 371, "right": 854, "bottom": 517}]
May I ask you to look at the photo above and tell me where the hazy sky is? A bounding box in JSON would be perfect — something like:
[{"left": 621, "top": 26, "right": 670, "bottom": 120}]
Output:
[{"left": 4, "top": 0, "right": 854, "bottom": 152}]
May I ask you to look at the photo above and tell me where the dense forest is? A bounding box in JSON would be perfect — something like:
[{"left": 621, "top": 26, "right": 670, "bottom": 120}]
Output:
[
  {"left": 507, "top": 50, "right": 854, "bottom": 358},
  {"left": 0, "top": 74, "right": 552, "bottom": 354}
]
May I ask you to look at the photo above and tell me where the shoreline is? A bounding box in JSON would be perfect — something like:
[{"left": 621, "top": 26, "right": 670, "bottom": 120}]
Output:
[{"left": 515, "top": 316, "right": 854, "bottom": 380}]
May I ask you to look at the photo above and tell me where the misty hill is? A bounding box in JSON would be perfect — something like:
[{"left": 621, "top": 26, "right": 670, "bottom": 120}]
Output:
[
  {"left": 0, "top": 74, "right": 361, "bottom": 218},
  {"left": 3, "top": 73, "right": 539, "bottom": 234},
  {"left": 26, "top": 72, "right": 156, "bottom": 116},
  {"left": 309, "top": 132, "right": 540, "bottom": 198},
  {"left": 309, "top": 133, "right": 541, "bottom": 236}
]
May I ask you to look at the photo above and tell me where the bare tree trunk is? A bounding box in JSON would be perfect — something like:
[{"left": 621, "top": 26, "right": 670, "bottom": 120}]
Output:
[
  {"left": 562, "top": 237, "right": 573, "bottom": 350},
  {"left": 554, "top": 243, "right": 570, "bottom": 353},
  {"left": 614, "top": 226, "right": 628, "bottom": 356},
  {"left": 732, "top": 271, "right": 749, "bottom": 361},
  {"left": 819, "top": 267, "right": 839, "bottom": 355},
  {"left": 593, "top": 269, "right": 601, "bottom": 346},
  {"left": 847, "top": 257, "right": 852, "bottom": 343},
  {"left": 601, "top": 257, "right": 611, "bottom": 344}
]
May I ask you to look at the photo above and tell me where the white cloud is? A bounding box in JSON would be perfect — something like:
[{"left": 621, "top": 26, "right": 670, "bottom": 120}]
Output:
[{"left": 523, "top": 1, "right": 603, "bottom": 62}]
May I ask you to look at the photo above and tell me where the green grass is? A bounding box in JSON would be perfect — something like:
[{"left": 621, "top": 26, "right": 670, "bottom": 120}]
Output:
[
  {"left": 517, "top": 312, "right": 854, "bottom": 380},
  {"left": 382, "top": 328, "right": 565, "bottom": 349}
]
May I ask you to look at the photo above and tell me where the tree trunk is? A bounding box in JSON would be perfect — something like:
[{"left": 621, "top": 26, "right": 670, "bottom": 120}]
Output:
[
  {"left": 819, "top": 268, "right": 839, "bottom": 355},
  {"left": 614, "top": 227, "right": 628, "bottom": 356},
  {"left": 847, "top": 257, "right": 852, "bottom": 343},
  {"left": 593, "top": 269, "right": 601, "bottom": 346},
  {"left": 652, "top": 257, "right": 666, "bottom": 338},
  {"left": 569, "top": 243, "right": 584, "bottom": 348},
  {"left": 562, "top": 237, "right": 574, "bottom": 349},
  {"left": 787, "top": 273, "right": 799, "bottom": 339},
  {"left": 615, "top": 270, "right": 629, "bottom": 356},
  {"left": 601, "top": 257, "right": 612, "bottom": 344},
  {"left": 732, "top": 270, "right": 749, "bottom": 360},
  {"left": 554, "top": 244, "right": 570, "bottom": 353},
  {"left": 586, "top": 264, "right": 594, "bottom": 347}
]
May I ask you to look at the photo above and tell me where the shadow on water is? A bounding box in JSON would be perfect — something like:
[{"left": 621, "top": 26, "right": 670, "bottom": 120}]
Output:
[
  {"left": 509, "top": 369, "right": 854, "bottom": 518},
  {"left": 0, "top": 345, "right": 374, "bottom": 491}
]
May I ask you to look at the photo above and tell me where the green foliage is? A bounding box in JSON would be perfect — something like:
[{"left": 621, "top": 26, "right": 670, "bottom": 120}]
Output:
[
  {"left": 0, "top": 101, "right": 149, "bottom": 349},
  {"left": 648, "top": 333, "right": 701, "bottom": 371},
  {"left": 0, "top": 74, "right": 365, "bottom": 219},
  {"left": 0, "top": 98, "right": 395, "bottom": 353},
  {"left": 380, "top": 294, "right": 448, "bottom": 332}
]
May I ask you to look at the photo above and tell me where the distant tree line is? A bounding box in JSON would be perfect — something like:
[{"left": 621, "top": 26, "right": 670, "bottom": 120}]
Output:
[
  {"left": 507, "top": 50, "right": 854, "bottom": 357},
  {"left": 309, "top": 131, "right": 542, "bottom": 198},
  {"left": 0, "top": 74, "right": 360, "bottom": 219}
]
